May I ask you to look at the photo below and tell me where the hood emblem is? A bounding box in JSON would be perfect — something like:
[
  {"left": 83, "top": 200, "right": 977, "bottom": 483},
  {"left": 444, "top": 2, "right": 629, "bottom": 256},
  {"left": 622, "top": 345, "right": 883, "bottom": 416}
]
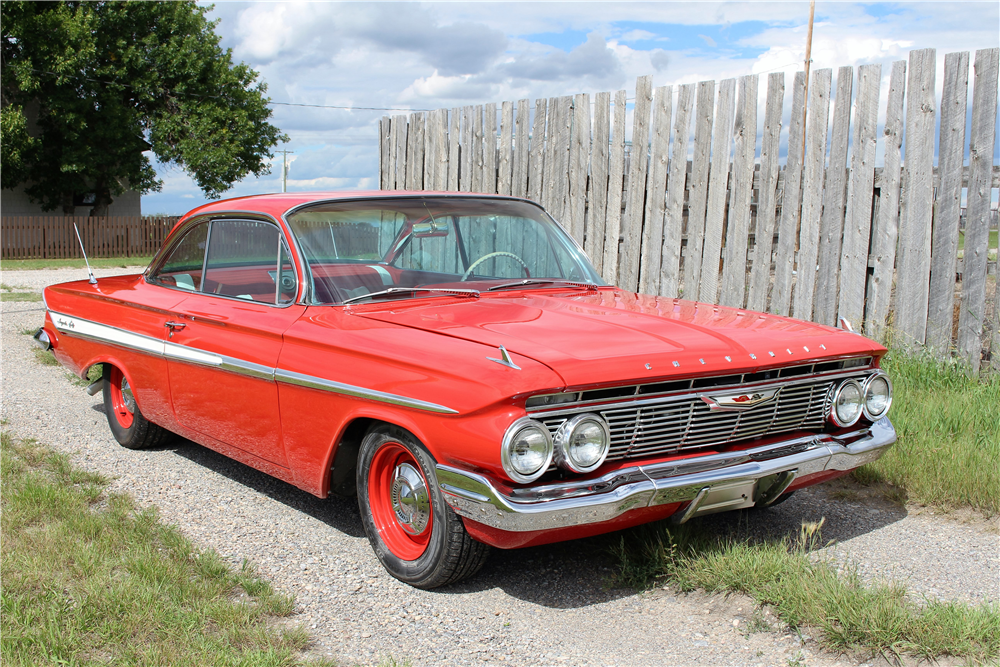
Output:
[
  {"left": 702, "top": 388, "right": 778, "bottom": 412},
  {"left": 487, "top": 345, "right": 521, "bottom": 370}
]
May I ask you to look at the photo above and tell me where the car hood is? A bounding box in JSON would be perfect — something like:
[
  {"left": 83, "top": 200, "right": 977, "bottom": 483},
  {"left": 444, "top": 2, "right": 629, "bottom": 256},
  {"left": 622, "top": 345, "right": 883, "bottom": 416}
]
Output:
[{"left": 352, "top": 288, "right": 885, "bottom": 388}]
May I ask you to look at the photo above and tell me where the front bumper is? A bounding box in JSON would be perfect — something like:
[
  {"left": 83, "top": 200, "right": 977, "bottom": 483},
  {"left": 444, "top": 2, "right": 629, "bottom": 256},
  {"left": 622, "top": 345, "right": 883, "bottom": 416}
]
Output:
[{"left": 437, "top": 417, "right": 896, "bottom": 532}]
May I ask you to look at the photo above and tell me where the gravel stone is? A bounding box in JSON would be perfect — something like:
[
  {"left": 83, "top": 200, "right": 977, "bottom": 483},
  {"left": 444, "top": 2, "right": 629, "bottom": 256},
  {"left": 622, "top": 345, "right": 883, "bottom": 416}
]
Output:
[{"left": 3, "top": 267, "right": 996, "bottom": 666}]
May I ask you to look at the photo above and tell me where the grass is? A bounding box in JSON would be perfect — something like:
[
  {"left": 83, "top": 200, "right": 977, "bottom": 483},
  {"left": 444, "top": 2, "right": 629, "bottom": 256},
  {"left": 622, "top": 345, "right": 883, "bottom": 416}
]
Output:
[
  {"left": 0, "top": 432, "right": 334, "bottom": 667},
  {"left": 852, "top": 350, "right": 1000, "bottom": 516},
  {"left": 957, "top": 229, "right": 999, "bottom": 253},
  {"left": 0, "top": 256, "right": 153, "bottom": 271},
  {"left": 0, "top": 292, "right": 43, "bottom": 302},
  {"left": 614, "top": 520, "right": 1000, "bottom": 664}
]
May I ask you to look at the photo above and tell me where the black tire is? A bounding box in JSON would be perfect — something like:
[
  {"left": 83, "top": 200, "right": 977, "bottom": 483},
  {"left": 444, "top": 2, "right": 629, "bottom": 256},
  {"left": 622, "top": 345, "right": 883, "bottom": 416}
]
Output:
[
  {"left": 357, "top": 424, "right": 490, "bottom": 589},
  {"left": 102, "top": 364, "right": 170, "bottom": 450}
]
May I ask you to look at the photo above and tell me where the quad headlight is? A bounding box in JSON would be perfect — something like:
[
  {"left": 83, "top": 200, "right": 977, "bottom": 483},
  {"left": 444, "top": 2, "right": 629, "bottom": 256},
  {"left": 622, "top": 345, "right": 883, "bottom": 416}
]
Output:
[
  {"left": 501, "top": 418, "right": 553, "bottom": 483},
  {"left": 862, "top": 372, "right": 892, "bottom": 420},
  {"left": 829, "top": 379, "right": 864, "bottom": 427},
  {"left": 553, "top": 413, "right": 611, "bottom": 474}
]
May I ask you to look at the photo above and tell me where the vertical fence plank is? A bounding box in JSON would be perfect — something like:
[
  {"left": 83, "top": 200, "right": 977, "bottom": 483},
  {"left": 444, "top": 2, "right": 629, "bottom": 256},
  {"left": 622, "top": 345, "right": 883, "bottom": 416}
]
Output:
[
  {"left": 471, "top": 106, "right": 484, "bottom": 193},
  {"left": 661, "top": 83, "right": 695, "bottom": 297},
  {"left": 720, "top": 74, "right": 759, "bottom": 308},
  {"left": 684, "top": 81, "right": 716, "bottom": 297},
  {"left": 747, "top": 73, "right": 785, "bottom": 312},
  {"left": 498, "top": 101, "right": 514, "bottom": 196},
  {"left": 483, "top": 103, "right": 498, "bottom": 194},
  {"left": 405, "top": 112, "right": 425, "bottom": 190},
  {"left": 528, "top": 98, "right": 547, "bottom": 204},
  {"left": 513, "top": 99, "right": 530, "bottom": 198},
  {"left": 447, "top": 108, "right": 460, "bottom": 191},
  {"left": 460, "top": 106, "right": 475, "bottom": 192},
  {"left": 550, "top": 96, "right": 574, "bottom": 222},
  {"left": 541, "top": 98, "right": 559, "bottom": 213},
  {"left": 895, "top": 48, "right": 937, "bottom": 346},
  {"left": 866, "top": 61, "right": 907, "bottom": 339},
  {"left": 814, "top": 66, "right": 854, "bottom": 325},
  {"left": 698, "top": 77, "right": 736, "bottom": 303},
  {"left": 586, "top": 91, "right": 611, "bottom": 273},
  {"left": 639, "top": 85, "right": 673, "bottom": 294},
  {"left": 772, "top": 72, "right": 807, "bottom": 316},
  {"left": 602, "top": 90, "right": 627, "bottom": 284},
  {"left": 838, "top": 63, "right": 882, "bottom": 327},
  {"left": 430, "top": 109, "right": 449, "bottom": 190},
  {"left": 379, "top": 116, "right": 391, "bottom": 189},
  {"left": 926, "top": 52, "right": 970, "bottom": 355},
  {"left": 958, "top": 48, "right": 999, "bottom": 372},
  {"left": 793, "top": 68, "right": 832, "bottom": 321},
  {"left": 567, "top": 93, "right": 591, "bottom": 245},
  {"left": 392, "top": 115, "right": 408, "bottom": 189},
  {"left": 620, "top": 76, "right": 654, "bottom": 292}
]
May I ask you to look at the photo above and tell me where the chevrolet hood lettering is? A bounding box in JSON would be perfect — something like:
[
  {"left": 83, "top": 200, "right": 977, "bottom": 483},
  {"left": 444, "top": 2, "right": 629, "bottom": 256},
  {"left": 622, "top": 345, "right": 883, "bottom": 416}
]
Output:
[{"left": 702, "top": 388, "right": 778, "bottom": 411}]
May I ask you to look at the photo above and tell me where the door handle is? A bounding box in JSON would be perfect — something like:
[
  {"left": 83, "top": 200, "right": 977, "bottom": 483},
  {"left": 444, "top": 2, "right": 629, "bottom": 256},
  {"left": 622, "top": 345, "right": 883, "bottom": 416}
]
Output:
[{"left": 164, "top": 321, "right": 186, "bottom": 338}]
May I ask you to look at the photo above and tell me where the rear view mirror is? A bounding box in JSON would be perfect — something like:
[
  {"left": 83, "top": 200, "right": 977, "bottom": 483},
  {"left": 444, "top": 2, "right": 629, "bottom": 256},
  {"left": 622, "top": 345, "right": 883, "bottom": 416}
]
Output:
[{"left": 412, "top": 219, "right": 450, "bottom": 237}]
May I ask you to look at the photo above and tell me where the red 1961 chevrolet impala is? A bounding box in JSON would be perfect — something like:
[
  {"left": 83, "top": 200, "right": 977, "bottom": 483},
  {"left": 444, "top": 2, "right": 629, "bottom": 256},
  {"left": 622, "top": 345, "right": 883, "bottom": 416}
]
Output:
[{"left": 36, "top": 193, "right": 895, "bottom": 588}]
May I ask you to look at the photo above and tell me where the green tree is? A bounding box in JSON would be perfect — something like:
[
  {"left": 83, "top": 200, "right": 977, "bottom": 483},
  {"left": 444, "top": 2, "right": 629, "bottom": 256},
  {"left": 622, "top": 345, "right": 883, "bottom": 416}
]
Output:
[{"left": 1, "top": 1, "right": 286, "bottom": 215}]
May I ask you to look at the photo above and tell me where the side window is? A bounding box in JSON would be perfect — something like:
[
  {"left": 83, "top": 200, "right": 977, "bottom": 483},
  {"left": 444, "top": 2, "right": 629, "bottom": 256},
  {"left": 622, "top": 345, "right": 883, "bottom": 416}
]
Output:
[
  {"left": 203, "top": 220, "right": 290, "bottom": 304},
  {"left": 276, "top": 240, "right": 297, "bottom": 304},
  {"left": 150, "top": 222, "right": 209, "bottom": 290}
]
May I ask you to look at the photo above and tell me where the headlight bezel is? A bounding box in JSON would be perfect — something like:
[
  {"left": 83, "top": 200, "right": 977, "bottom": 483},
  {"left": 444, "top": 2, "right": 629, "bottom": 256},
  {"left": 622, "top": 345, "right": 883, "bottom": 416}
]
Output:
[
  {"left": 862, "top": 372, "right": 893, "bottom": 420},
  {"left": 553, "top": 413, "right": 611, "bottom": 474},
  {"left": 500, "top": 417, "right": 554, "bottom": 483},
  {"left": 829, "top": 379, "right": 864, "bottom": 427}
]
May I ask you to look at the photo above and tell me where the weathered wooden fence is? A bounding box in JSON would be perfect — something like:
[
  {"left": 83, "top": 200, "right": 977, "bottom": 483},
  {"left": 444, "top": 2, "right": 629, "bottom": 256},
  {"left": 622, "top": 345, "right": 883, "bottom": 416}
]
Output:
[
  {"left": 1, "top": 216, "right": 179, "bottom": 259},
  {"left": 381, "top": 48, "right": 1000, "bottom": 373}
]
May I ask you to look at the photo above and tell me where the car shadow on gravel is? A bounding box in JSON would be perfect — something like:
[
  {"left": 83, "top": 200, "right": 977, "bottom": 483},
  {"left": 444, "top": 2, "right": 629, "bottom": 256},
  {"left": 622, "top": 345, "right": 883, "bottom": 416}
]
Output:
[{"left": 100, "top": 407, "right": 910, "bottom": 609}]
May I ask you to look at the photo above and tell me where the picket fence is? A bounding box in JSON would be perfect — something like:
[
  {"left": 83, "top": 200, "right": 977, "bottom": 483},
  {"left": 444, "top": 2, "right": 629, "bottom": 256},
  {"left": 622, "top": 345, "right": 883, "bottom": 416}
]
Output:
[
  {"left": 380, "top": 48, "right": 1000, "bottom": 373},
  {"left": 1, "top": 216, "right": 179, "bottom": 260}
]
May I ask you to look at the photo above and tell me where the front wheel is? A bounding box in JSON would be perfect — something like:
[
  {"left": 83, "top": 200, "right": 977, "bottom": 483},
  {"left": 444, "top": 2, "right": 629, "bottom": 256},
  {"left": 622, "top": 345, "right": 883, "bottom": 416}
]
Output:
[
  {"left": 357, "top": 424, "right": 490, "bottom": 589},
  {"left": 102, "top": 365, "right": 170, "bottom": 450}
]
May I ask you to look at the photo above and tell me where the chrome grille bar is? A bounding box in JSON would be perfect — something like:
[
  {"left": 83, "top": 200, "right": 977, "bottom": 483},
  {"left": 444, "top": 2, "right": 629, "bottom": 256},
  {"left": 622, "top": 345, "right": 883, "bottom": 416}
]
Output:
[{"left": 540, "top": 377, "right": 840, "bottom": 462}]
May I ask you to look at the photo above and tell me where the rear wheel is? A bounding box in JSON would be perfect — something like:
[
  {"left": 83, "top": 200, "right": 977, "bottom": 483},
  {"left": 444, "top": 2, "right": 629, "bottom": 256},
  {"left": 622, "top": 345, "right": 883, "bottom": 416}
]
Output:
[
  {"left": 102, "top": 365, "right": 169, "bottom": 450},
  {"left": 357, "top": 424, "right": 490, "bottom": 589}
]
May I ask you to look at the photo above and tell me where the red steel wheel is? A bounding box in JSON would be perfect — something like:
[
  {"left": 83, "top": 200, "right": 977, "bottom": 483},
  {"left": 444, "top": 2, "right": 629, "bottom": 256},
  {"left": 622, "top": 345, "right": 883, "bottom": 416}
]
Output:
[
  {"left": 108, "top": 365, "right": 135, "bottom": 429},
  {"left": 101, "top": 364, "right": 170, "bottom": 450},
  {"left": 367, "top": 442, "right": 433, "bottom": 561},
  {"left": 357, "top": 424, "right": 491, "bottom": 589}
]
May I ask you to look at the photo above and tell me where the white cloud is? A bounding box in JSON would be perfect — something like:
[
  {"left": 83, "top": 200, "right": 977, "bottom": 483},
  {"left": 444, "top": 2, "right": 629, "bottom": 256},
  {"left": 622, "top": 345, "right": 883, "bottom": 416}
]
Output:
[{"left": 143, "top": 1, "right": 1000, "bottom": 215}]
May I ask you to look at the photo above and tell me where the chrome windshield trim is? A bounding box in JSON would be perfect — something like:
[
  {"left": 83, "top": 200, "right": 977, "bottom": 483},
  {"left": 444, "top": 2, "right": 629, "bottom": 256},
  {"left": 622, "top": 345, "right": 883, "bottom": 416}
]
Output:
[{"left": 273, "top": 368, "right": 459, "bottom": 414}]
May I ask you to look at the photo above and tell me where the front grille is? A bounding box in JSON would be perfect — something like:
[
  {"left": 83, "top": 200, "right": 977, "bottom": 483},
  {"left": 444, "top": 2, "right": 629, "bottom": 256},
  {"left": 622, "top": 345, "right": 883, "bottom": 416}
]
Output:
[{"left": 537, "top": 377, "right": 846, "bottom": 462}]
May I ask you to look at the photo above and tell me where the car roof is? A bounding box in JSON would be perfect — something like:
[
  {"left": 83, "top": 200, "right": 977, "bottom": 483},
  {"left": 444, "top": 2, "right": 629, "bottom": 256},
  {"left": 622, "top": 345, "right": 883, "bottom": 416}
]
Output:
[{"left": 174, "top": 190, "right": 524, "bottom": 231}]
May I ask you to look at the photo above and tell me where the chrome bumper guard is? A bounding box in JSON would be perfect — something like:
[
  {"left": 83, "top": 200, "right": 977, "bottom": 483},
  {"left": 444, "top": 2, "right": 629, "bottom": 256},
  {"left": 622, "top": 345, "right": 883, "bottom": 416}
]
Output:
[{"left": 436, "top": 418, "right": 896, "bottom": 532}]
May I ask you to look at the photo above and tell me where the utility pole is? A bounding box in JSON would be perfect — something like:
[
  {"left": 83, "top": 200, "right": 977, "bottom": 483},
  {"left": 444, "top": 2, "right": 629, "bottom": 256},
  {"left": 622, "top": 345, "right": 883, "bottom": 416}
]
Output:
[{"left": 278, "top": 149, "right": 294, "bottom": 193}]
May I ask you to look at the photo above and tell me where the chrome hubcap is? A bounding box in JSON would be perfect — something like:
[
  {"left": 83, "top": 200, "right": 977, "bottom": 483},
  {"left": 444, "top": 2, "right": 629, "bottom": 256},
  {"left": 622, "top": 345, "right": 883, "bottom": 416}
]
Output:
[
  {"left": 121, "top": 378, "right": 135, "bottom": 413},
  {"left": 390, "top": 463, "right": 430, "bottom": 535}
]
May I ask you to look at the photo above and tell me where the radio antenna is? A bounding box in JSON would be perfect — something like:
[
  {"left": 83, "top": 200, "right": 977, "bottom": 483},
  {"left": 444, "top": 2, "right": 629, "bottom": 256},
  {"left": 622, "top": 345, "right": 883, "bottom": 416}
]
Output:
[{"left": 73, "top": 223, "right": 98, "bottom": 284}]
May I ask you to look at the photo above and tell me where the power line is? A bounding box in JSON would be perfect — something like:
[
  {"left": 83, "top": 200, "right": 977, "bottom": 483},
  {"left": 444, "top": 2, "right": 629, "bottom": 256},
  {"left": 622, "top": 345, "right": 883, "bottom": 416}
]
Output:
[{"left": 21, "top": 68, "right": 432, "bottom": 113}]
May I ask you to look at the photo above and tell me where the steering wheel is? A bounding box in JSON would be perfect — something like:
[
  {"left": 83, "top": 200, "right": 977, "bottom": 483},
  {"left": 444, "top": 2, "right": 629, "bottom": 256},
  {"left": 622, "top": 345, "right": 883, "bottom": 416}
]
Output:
[{"left": 460, "top": 252, "right": 530, "bottom": 281}]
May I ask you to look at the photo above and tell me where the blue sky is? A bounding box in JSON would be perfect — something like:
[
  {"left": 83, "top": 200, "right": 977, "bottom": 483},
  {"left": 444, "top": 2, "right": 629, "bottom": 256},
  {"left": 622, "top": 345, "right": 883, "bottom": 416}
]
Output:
[{"left": 143, "top": 1, "right": 1000, "bottom": 215}]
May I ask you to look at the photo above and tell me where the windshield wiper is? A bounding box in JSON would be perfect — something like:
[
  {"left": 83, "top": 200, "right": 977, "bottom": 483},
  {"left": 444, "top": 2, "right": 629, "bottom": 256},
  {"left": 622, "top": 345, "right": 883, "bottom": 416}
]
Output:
[
  {"left": 485, "top": 279, "right": 599, "bottom": 292},
  {"left": 341, "top": 287, "right": 480, "bottom": 305}
]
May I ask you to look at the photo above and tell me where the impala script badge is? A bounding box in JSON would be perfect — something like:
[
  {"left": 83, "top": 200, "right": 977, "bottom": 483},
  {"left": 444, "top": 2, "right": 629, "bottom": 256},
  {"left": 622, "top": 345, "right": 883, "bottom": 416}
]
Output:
[{"left": 702, "top": 388, "right": 778, "bottom": 411}]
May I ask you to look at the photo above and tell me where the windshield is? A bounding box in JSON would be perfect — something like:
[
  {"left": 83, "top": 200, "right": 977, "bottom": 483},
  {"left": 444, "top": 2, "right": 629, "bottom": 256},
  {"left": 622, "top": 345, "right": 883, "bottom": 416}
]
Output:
[{"left": 285, "top": 197, "right": 603, "bottom": 305}]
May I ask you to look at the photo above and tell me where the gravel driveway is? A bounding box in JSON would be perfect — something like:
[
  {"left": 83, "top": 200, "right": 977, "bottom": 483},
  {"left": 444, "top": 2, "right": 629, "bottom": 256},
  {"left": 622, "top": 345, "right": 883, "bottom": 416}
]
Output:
[{"left": 3, "top": 267, "right": 997, "bottom": 667}]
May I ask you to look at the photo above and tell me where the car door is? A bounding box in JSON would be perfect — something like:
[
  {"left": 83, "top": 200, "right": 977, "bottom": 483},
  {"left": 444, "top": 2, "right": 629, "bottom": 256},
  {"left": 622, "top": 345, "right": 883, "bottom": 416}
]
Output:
[{"left": 158, "top": 218, "right": 303, "bottom": 467}]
